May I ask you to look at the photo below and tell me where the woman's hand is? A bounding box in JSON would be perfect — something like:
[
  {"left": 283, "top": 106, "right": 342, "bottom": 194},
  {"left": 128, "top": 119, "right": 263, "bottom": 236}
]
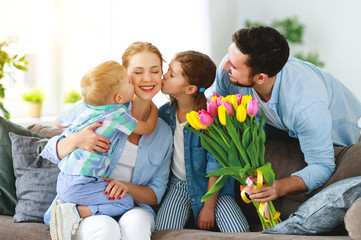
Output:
[
  {"left": 74, "top": 122, "right": 111, "bottom": 153},
  {"left": 57, "top": 122, "right": 111, "bottom": 159},
  {"left": 101, "top": 177, "right": 129, "bottom": 200}
]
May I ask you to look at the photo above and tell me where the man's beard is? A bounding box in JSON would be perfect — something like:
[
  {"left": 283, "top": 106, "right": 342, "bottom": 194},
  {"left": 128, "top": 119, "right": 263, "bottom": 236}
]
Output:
[{"left": 229, "top": 75, "right": 255, "bottom": 88}]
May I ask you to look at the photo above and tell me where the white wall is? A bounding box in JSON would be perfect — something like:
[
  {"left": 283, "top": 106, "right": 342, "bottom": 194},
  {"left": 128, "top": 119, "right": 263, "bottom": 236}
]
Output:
[
  {"left": 1, "top": 0, "right": 360, "bottom": 120},
  {"left": 209, "top": 0, "right": 361, "bottom": 102}
]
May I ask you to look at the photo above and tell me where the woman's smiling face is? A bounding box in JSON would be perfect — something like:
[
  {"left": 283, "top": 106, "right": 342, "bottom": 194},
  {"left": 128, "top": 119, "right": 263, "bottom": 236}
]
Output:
[{"left": 127, "top": 50, "right": 163, "bottom": 101}]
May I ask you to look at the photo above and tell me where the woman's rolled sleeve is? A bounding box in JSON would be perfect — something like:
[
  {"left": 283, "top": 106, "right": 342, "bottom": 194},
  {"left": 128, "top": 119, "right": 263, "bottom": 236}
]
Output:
[{"left": 40, "top": 135, "right": 65, "bottom": 164}]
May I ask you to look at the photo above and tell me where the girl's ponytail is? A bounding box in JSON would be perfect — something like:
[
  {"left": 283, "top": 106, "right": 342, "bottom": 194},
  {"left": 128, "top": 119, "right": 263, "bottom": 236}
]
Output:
[{"left": 175, "top": 51, "right": 216, "bottom": 111}]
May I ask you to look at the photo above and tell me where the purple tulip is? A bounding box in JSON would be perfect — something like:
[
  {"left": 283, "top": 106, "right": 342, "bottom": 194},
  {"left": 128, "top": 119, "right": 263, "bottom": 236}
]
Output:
[
  {"left": 221, "top": 101, "right": 234, "bottom": 116},
  {"left": 198, "top": 110, "right": 214, "bottom": 126},
  {"left": 236, "top": 94, "right": 243, "bottom": 105},
  {"left": 206, "top": 101, "right": 218, "bottom": 118},
  {"left": 247, "top": 99, "right": 258, "bottom": 116}
]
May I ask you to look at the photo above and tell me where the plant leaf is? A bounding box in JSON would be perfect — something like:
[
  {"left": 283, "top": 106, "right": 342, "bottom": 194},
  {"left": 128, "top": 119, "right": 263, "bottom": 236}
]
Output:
[
  {"left": 0, "top": 102, "right": 10, "bottom": 119},
  {"left": 228, "top": 140, "right": 241, "bottom": 166},
  {"left": 201, "top": 175, "right": 229, "bottom": 202},
  {"left": 256, "top": 163, "right": 275, "bottom": 186}
]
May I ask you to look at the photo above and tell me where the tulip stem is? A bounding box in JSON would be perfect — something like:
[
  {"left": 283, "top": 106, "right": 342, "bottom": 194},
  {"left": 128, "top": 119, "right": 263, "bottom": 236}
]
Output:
[{"left": 212, "top": 125, "right": 230, "bottom": 148}]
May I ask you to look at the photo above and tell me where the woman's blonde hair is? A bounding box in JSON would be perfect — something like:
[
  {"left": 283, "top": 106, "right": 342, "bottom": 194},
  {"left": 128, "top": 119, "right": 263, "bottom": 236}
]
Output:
[
  {"left": 81, "top": 61, "right": 127, "bottom": 105},
  {"left": 169, "top": 51, "right": 216, "bottom": 111},
  {"left": 122, "top": 41, "right": 164, "bottom": 70}
]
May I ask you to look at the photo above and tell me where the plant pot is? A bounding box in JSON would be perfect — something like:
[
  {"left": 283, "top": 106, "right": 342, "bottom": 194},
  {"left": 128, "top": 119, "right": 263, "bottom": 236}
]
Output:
[{"left": 26, "top": 102, "right": 42, "bottom": 118}]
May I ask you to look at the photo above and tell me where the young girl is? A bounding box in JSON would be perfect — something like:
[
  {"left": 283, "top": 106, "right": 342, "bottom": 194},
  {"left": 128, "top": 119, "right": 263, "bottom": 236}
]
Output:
[{"left": 156, "top": 51, "right": 249, "bottom": 232}]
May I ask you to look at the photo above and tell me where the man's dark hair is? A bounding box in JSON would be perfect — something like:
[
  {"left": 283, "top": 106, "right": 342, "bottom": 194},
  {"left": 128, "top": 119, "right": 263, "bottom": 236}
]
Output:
[{"left": 232, "top": 26, "right": 290, "bottom": 77}]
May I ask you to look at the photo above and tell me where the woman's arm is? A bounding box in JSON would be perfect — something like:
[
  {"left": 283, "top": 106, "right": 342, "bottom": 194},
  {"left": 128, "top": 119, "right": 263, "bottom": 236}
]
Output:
[
  {"left": 56, "top": 122, "right": 111, "bottom": 159},
  {"left": 102, "top": 178, "right": 157, "bottom": 205}
]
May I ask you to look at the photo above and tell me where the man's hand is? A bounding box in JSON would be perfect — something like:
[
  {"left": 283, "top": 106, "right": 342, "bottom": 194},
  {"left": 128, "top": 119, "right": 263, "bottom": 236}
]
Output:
[
  {"left": 248, "top": 179, "right": 282, "bottom": 202},
  {"left": 242, "top": 176, "right": 308, "bottom": 202}
]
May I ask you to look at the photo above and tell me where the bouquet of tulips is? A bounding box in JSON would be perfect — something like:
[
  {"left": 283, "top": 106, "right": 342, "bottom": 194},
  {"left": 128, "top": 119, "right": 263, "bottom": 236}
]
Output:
[{"left": 185, "top": 94, "right": 281, "bottom": 229}]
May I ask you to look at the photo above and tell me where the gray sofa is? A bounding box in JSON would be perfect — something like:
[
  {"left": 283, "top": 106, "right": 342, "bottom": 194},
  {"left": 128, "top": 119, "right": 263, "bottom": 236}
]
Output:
[{"left": 0, "top": 119, "right": 360, "bottom": 240}]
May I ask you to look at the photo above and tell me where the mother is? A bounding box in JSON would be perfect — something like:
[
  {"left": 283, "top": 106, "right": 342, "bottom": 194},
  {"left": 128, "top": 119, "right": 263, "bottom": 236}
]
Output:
[{"left": 41, "top": 41, "right": 173, "bottom": 240}]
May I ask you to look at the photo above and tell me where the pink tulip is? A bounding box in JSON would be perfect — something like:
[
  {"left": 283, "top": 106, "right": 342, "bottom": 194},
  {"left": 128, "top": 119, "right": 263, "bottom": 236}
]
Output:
[
  {"left": 197, "top": 110, "right": 214, "bottom": 126},
  {"left": 206, "top": 101, "right": 218, "bottom": 118},
  {"left": 236, "top": 94, "right": 243, "bottom": 105},
  {"left": 221, "top": 101, "right": 234, "bottom": 116},
  {"left": 211, "top": 93, "right": 221, "bottom": 100},
  {"left": 215, "top": 96, "right": 223, "bottom": 107},
  {"left": 247, "top": 99, "right": 258, "bottom": 116}
]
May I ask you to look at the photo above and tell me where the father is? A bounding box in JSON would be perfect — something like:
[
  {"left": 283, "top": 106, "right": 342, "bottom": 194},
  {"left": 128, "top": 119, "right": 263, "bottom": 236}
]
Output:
[{"left": 206, "top": 26, "right": 361, "bottom": 202}]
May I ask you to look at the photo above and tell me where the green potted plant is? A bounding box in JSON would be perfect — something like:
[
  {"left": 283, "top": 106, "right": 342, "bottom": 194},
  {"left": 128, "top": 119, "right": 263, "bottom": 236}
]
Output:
[
  {"left": 63, "top": 89, "right": 82, "bottom": 104},
  {"left": 245, "top": 15, "right": 325, "bottom": 67},
  {"left": 22, "top": 87, "right": 45, "bottom": 118},
  {"left": 0, "top": 39, "right": 28, "bottom": 119}
]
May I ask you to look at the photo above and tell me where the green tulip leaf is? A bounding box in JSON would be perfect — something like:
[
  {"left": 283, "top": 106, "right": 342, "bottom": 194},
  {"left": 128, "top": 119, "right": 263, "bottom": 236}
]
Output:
[
  {"left": 201, "top": 175, "right": 229, "bottom": 202},
  {"left": 256, "top": 163, "right": 275, "bottom": 186},
  {"left": 228, "top": 140, "right": 241, "bottom": 166},
  {"left": 200, "top": 135, "right": 229, "bottom": 167}
]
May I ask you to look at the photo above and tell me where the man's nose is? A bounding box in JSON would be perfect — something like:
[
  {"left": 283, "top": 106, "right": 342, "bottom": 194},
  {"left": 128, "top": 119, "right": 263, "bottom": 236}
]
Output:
[{"left": 222, "top": 59, "right": 230, "bottom": 71}]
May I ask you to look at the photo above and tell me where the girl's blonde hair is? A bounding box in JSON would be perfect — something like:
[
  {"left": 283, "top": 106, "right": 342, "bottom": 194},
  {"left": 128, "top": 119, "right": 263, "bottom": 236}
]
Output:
[
  {"left": 170, "top": 51, "right": 216, "bottom": 111},
  {"left": 122, "top": 41, "right": 164, "bottom": 69},
  {"left": 81, "top": 61, "right": 127, "bottom": 105}
]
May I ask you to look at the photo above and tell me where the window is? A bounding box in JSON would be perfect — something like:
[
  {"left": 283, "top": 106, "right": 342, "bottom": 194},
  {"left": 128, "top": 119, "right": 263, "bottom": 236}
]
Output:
[{"left": 0, "top": 0, "right": 211, "bottom": 119}]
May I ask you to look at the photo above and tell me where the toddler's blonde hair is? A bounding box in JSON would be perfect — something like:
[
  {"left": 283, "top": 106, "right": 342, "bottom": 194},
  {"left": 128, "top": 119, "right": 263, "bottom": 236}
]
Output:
[{"left": 81, "top": 61, "right": 127, "bottom": 106}]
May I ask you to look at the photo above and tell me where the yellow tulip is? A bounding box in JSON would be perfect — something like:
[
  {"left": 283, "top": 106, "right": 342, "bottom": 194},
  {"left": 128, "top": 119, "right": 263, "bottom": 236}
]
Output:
[
  {"left": 236, "top": 104, "right": 247, "bottom": 123},
  {"left": 229, "top": 95, "right": 238, "bottom": 110},
  {"left": 218, "top": 105, "right": 227, "bottom": 126},
  {"left": 241, "top": 95, "right": 252, "bottom": 106},
  {"left": 211, "top": 95, "right": 218, "bottom": 102},
  {"left": 186, "top": 111, "right": 207, "bottom": 130}
]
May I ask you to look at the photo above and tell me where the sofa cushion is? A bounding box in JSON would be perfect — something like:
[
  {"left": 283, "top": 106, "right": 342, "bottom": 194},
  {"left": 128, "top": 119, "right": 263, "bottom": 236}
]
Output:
[
  {"left": 313, "top": 141, "right": 361, "bottom": 194},
  {"left": 0, "top": 215, "right": 51, "bottom": 240},
  {"left": 344, "top": 197, "right": 361, "bottom": 240},
  {"left": 10, "top": 133, "right": 59, "bottom": 222},
  {"left": 263, "top": 176, "right": 361, "bottom": 235},
  {"left": 26, "top": 124, "right": 64, "bottom": 138},
  {"left": 0, "top": 117, "right": 45, "bottom": 215}
]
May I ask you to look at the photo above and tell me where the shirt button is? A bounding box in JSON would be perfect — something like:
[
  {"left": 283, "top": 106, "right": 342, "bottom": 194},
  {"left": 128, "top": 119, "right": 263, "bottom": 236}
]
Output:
[
  {"left": 139, "top": 147, "right": 142, "bottom": 149},
  {"left": 136, "top": 166, "right": 139, "bottom": 168}
]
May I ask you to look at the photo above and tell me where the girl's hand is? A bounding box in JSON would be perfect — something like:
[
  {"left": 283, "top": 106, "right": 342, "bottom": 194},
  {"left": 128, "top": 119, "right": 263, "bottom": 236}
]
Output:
[
  {"left": 76, "top": 122, "right": 111, "bottom": 153},
  {"left": 197, "top": 206, "right": 215, "bottom": 230},
  {"left": 101, "top": 177, "right": 129, "bottom": 200}
]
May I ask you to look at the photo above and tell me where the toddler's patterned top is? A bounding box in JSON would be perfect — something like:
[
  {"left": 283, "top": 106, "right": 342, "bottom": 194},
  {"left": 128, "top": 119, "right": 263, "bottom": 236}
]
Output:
[{"left": 58, "top": 100, "right": 138, "bottom": 177}]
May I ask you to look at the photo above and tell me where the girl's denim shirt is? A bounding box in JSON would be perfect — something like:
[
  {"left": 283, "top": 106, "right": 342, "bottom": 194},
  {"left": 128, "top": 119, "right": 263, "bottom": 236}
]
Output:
[{"left": 158, "top": 101, "right": 234, "bottom": 221}]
